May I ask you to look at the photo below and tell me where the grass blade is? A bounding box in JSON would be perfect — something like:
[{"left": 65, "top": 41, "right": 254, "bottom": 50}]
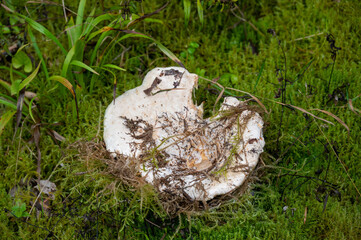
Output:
[
  {"left": 28, "top": 26, "right": 49, "bottom": 80},
  {"left": 19, "top": 62, "right": 41, "bottom": 91},
  {"left": 14, "top": 89, "right": 25, "bottom": 138},
  {"left": 197, "top": 0, "right": 204, "bottom": 25},
  {"left": 4, "top": 10, "right": 67, "bottom": 55},
  {"left": 46, "top": 129, "right": 65, "bottom": 142},
  {"left": 28, "top": 97, "right": 37, "bottom": 123},
  {"left": 275, "top": 101, "right": 334, "bottom": 125},
  {"left": 253, "top": 60, "right": 265, "bottom": 92},
  {"left": 126, "top": 2, "right": 169, "bottom": 29},
  {"left": 61, "top": 44, "right": 76, "bottom": 77},
  {"left": 226, "top": 86, "right": 269, "bottom": 114},
  {"left": 0, "top": 78, "right": 11, "bottom": 92},
  {"left": 83, "top": 12, "right": 114, "bottom": 38},
  {"left": 310, "top": 108, "right": 350, "bottom": 133},
  {"left": 102, "top": 64, "right": 126, "bottom": 71},
  {"left": 348, "top": 99, "right": 361, "bottom": 117},
  {"left": 0, "top": 97, "right": 17, "bottom": 110},
  {"left": 75, "top": 0, "right": 87, "bottom": 41},
  {"left": 49, "top": 76, "right": 75, "bottom": 97},
  {"left": 113, "top": 30, "right": 185, "bottom": 68},
  {"left": 49, "top": 76, "right": 79, "bottom": 122},
  {"left": 0, "top": 110, "right": 16, "bottom": 136},
  {"left": 183, "top": 0, "right": 191, "bottom": 26},
  {"left": 71, "top": 60, "right": 99, "bottom": 75},
  {"left": 0, "top": 93, "right": 16, "bottom": 102},
  {"left": 0, "top": 67, "right": 27, "bottom": 79},
  {"left": 89, "top": 26, "right": 115, "bottom": 65},
  {"left": 101, "top": 65, "right": 125, "bottom": 103}
]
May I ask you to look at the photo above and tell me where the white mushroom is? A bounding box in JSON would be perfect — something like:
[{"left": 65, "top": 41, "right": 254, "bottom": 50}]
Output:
[{"left": 104, "top": 67, "right": 265, "bottom": 201}]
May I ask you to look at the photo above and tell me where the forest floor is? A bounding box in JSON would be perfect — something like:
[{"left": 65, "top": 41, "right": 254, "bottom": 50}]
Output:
[{"left": 1, "top": 0, "right": 361, "bottom": 239}]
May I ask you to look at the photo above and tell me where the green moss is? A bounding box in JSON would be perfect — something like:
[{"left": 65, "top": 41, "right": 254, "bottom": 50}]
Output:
[{"left": 1, "top": 0, "right": 361, "bottom": 239}]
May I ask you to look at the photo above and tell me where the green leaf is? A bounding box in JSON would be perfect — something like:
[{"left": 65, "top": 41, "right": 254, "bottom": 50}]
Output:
[
  {"left": 0, "top": 66, "right": 27, "bottom": 79},
  {"left": 0, "top": 110, "right": 16, "bottom": 136},
  {"left": 187, "top": 47, "right": 196, "bottom": 55},
  {"left": 75, "top": 0, "right": 87, "bottom": 41},
  {"left": 197, "top": 0, "right": 204, "bottom": 25},
  {"left": 219, "top": 73, "right": 239, "bottom": 85},
  {"left": 48, "top": 75, "right": 75, "bottom": 97},
  {"left": 2, "top": 25, "right": 10, "bottom": 34},
  {"left": 28, "top": 26, "right": 49, "bottom": 80},
  {"left": 12, "top": 12, "right": 67, "bottom": 55},
  {"left": 19, "top": 62, "right": 41, "bottom": 91},
  {"left": 83, "top": 12, "right": 114, "bottom": 38},
  {"left": 183, "top": 0, "right": 191, "bottom": 26},
  {"left": 102, "top": 64, "right": 126, "bottom": 71},
  {"left": 12, "top": 51, "right": 32, "bottom": 73},
  {"left": 143, "top": 18, "right": 164, "bottom": 25},
  {"left": 70, "top": 60, "right": 99, "bottom": 75},
  {"left": 11, "top": 200, "right": 30, "bottom": 218},
  {"left": 66, "top": 17, "right": 76, "bottom": 47},
  {"left": 0, "top": 78, "right": 11, "bottom": 92},
  {"left": 89, "top": 25, "right": 115, "bottom": 65},
  {"left": 189, "top": 42, "right": 199, "bottom": 48},
  {"left": 10, "top": 79, "right": 21, "bottom": 95},
  {"left": 0, "top": 96, "right": 17, "bottom": 110},
  {"left": 61, "top": 44, "right": 76, "bottom": 77},
  {"left": 114, "top": 31, "right": 185, "bottom": 68},
  {"left": 180, "top": 51, "right": 187, "bottom": 58},
  {"left": 28, "top": 97, "right": 36, "bottom": 123}
]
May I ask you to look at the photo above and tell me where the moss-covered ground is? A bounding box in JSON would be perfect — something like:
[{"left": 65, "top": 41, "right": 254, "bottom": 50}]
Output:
[{"left": 1, "top": 0, "right": 361, "bottom": 239}]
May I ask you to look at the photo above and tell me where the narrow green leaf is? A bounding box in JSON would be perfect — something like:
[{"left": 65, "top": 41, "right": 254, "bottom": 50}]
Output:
[
  {"left": 0, "top": 97, "right": 17, "bottom": 110},
  {"left": 28, "top": 97, "right": 36, "bottom": 123},
  {"left": 0, "top": 110, "right": 16, "bottom": 136},
  {"left": 154, "top": 40, "right": 185, "bottom": 68},
  {"left": 19, "top": 62, "right": 41, "bottom": 91},
  {"left": 89, "top": 25, "right": 116, "bottom": 65},
  {"left": 14, "top": 13, "right": 67, "bottom": 55},
  {"left": 66, "top": 17, "right": 76, "bottom": 47},
  {"left": 114, "top": 31, "right": 185, "bottom": 68},
  {"left": 70, "top": 60, "right": 99, "bottom": 75},
  {"left": 75, "top": 0, "right": 87, "bottom": 41},
  {"left": 126, "top": 2, "right": 168, "bottom": 29},
  {"left": 0, "top": 78, "right": 11, "bottom": 92},
  {"left": 48, "top": 75, "right": 75, "bottom": 97},
  {"left": 83, "top": 12, "right": 114, "bottom": 38},
  {"left": 183, "top": 0, "right": 191, "bottom": 26},
  {"left": 28, "top": 26, "right": 49, "bottom": 80},
  {"left": 10, "top": 79, "right": 21, "bottom": 95},
  {"left": 102, "top": 64, "right": 126, "bottom": 71},
  {"left": 0, "top": 93, "right": 16, "bottom": 103},
  {"left": 15, "top": 89, "right": 25, "bottom": 130},
  {"left": 197, "top": 0, "right": 204, "bottom": 25},
  {"left": 61, "top": 44, "right": 76, "bottom": 77},
  {"left": 0, "top": 66, "right": 27, "bottom": 79},
  {"left": 253, "top": 59, "right": 265, "bottom": 92},
  {"left": 82, "top": 8, "right": 96, "bottom": 37},
  {"left": 143, "top": 18, "right": 164, "bottom": 24},
  {"left": 87, "top": 26, "right": 110, "bottom": 42}
]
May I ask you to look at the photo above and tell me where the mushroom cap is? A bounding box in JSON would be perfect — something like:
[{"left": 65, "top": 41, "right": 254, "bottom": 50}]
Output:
[
  {"left": 104, "top": 67, "right": 200, "bottom": 157},
  {"left": 104, "top": 67, "right": 265, "bottom": 201}
]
